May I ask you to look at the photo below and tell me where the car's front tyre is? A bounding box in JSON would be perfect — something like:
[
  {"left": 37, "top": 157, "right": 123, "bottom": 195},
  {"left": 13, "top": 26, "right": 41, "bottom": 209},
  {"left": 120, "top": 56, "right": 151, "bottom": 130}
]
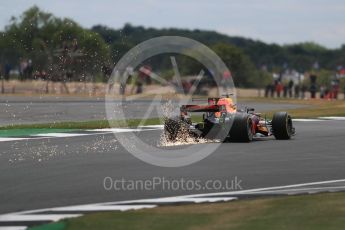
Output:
[
  {"left": 229, "top": 113, "right": 254, "bottom": 142},
  {"left": 272, "top": 112, "right": 293, "bottom": 140}
]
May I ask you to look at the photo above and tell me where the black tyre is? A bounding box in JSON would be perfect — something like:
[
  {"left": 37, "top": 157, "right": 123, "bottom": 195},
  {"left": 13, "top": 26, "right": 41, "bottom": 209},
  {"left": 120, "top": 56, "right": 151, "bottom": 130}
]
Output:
[
  {"left": 229, "top": 113, "right": 253, "bottom": 142},
  {"left": 272, "top": 112, "right": 293, "bottom": 140}
]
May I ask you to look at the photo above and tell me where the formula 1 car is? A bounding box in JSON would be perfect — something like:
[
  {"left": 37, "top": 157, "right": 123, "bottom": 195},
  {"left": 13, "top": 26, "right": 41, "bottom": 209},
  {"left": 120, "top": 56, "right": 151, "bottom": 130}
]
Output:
[{"left": 164, "top": 96, "right": 295, "bottom": 142}]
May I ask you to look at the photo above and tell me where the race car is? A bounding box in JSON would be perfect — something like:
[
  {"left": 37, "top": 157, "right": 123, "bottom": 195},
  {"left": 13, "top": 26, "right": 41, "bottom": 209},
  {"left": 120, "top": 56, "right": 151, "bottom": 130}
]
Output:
[{"left": 164, "top": 95, "right": 295, "bottom": 142}]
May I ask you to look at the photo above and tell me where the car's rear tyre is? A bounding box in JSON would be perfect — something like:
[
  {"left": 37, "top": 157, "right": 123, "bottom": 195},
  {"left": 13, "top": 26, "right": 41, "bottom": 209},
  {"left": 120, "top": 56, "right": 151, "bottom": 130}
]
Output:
[
  {"left": 272, "top": 112, "right": 293, "bottom": 140},
  {"left": 229, "top": 113, "right": 253, "bottom": 142}
]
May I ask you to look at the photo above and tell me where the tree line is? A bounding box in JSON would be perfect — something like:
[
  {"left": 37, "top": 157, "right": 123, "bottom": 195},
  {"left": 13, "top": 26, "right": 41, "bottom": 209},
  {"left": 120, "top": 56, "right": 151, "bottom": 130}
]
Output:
[{"left": 0, "top": 6, "right": 344, "bottom": 88}]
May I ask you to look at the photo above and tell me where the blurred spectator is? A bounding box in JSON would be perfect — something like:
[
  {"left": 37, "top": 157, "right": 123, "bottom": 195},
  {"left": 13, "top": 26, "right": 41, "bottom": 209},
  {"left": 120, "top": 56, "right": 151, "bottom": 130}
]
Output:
[
  {"left": 120, "top": 67, "right": 134, "bottom": 95},
  {"left": 283, "top": 84, "right": 288, "bottom": 98},
  {"left": 288, "top": 80, "right": 294, "bottom": 98},
  {"left": 320, "top": 85, "right": 326, "bottom": 99},
  {"left": 33, "top": 70, "right": 40, "bottom": 79},
  {"left": 4, "top": 63, "right": 11, "bottom": 81},
  {"left": 27, "top": 59, "right": 33, "bottom": 79},
  {"left": 139, "top": 65, "right": 151, "bottom": 82},
  {"left": 182, "top": 80, "right": 192, "bottom": 94},
  {"left": 264, "top": 83, "right": 270, "bottom": 97},
  {"left": 101, "top": 65, "right": 112, "bottom": 82},
  {"left": 20, "top": 59, "right": 28, "bottom": 80},
  {"left": 41, "top": 70, "right": 47, "bottom": 80},
  {"left": 22, "top": 59, "right": 33, "bottom": 79},
  {"left": 275, "top": 81, "right": 283, "bottom": 97},
  {"left": 270, "top": 81, "right": 275, "bottom": 97},
  {"left": 134, "top": 65, "right": 151, "bottom": 94},
  {"left": 310, "top": 84, "right": 317, "bottom": 99},
  {"left": 135, "top": 79, "right": 143, "bottom": 94},
  {"left": 294, "top": 84, "right": 300, "bottom": 98},
  {"left": 301, "top": 85, "right": 307, "bottom": 99},
  {"left": 331, "top": 79, "right": 340, "bottom": 99},
  {"left": 33, "top": 70, "right": 48, "bottom": 80},
  {"left": 324, "top": 88, "right": 331, "bottom": 99},
  {"left": 0, "top": 64, "right": 3, "bottom": 94},
  {"left": 0, "top": 64, "right": 4, "bottom": 94},
  {"left": 309, "top": 74, "right": 317, "bottom": 99}
]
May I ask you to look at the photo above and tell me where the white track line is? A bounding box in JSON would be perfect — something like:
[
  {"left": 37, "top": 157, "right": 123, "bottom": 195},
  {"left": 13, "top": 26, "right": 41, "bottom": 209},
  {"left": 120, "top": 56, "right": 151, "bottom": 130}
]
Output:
[
  {"left": 319, "top": 116, "right": 345, "bottom": 120},
  {"left": 3, "top": 179, "right": 344, "bottom": 217},
  {"left": 0, "top": 179, "right": 344, "bottom": 229},
  {"left": 138, "top": 125, "right": 164, "bottom": 129},
  {"left": 183, "top": 178, "right": 345, "bottom": 198},
  {"left": 231, "top": 186, "right": 345, "bottom": 195},
  {"left": 0, "top": 138, "right": 29, "bottom": 142},
  {"left": 0, "top": 214, "right": 81, "bottom": 222},
  {"left": 293, "top": 119, "right": 325, "bottom": 122},
  {"left": 0, "top": 127, "right": 161, "bottom": 142},
  {"left": 0, "top": 227, "right": 27, "bottom": 230},
  {"left": 2, "top": 118, "right": 343, "bottom": 142},
  {"left": 114, "top": 197, "right": 237, "bottom": 204},
  {"left": 86, "top": 128, "right": 156, "bottom": 132},
  {"left": 33, "top": 133, "right": 91, "bottom": 137},
  {"left": 50, "top": 204, "right": 156, "bottom": 212}
]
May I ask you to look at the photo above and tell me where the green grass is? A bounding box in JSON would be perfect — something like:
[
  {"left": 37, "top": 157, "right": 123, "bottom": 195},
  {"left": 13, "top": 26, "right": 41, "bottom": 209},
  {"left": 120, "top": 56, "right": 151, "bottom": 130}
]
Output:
[
  {"left": 30, "top": 222, "right": 66, "bottom": 230},
  {"left": 0, "top": 116, "right": 203, "bottom": 131},
  {"left": 29, "top": 192, "right": 345, "bottom": 230},
  {"left": 264, "top": 100, "right": 345, "bottom": 118},
  {"left": 0, "top": 118, "right": 162, "bottom": 130},
  {"left": 1, "top": 99, "right": 344, "bottom": 131}
]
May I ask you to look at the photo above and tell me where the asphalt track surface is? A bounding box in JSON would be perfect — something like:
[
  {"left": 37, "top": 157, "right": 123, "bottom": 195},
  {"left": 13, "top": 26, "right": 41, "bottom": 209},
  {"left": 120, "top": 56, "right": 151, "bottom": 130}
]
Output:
[
  {"left": 0, "top": 95, "right": 306, "bottom": 125},
  {"left": 1, "top": 119, "right": 345, "bottom": 214}
]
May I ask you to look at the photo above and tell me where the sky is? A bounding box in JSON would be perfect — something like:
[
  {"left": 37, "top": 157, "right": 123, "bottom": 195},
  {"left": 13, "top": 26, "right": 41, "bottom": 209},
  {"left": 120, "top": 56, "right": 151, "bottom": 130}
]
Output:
[{"left": 0, "top": 0, "right": 344, "bottom": 48}]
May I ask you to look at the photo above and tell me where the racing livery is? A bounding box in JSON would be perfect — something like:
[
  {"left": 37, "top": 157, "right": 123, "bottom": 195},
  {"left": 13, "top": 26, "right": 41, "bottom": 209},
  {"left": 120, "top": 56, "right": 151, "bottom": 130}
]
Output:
[{"left": 164, "top": 95, "right": 295, "bottom": 142}]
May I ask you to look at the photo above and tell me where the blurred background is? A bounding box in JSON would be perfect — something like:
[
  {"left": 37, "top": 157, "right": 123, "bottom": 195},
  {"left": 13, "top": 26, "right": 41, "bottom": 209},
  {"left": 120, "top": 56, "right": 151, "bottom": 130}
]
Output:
[{"left": 0, "top": 0, "right": 344, "bottom": 99}]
